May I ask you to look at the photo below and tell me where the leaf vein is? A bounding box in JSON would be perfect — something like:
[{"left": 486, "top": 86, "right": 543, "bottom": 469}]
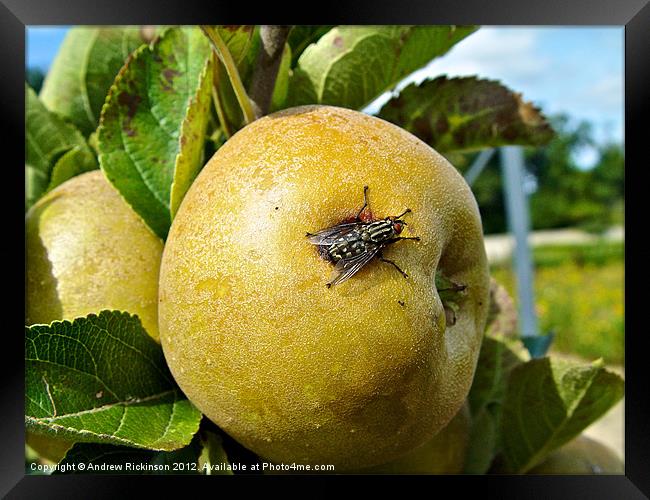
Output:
[
  {"left": 30, "top": 389, "right": 177, "bottom": 422},
  {"left": 27, "top": 357, "right": 119, "bottom": 402},
  {"left": 150, "top": 392, "right": 179, "bottom": 445}
]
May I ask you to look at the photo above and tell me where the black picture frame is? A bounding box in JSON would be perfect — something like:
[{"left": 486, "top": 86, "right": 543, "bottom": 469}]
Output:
[{"left": 4, "top": 0, "right": 647, "bottom": 497}]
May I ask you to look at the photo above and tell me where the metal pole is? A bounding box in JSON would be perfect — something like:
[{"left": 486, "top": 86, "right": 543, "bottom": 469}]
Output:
[
  {"left": 464, "top": 148, "right": 495, "bottom": 186},
  {"left": 500, "top": 146, "right": 540, "bottom": 342}
]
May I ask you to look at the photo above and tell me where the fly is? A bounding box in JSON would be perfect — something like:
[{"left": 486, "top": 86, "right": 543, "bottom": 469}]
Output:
[{"left": 306, "top": 186, "right": 420, "bottom": 288}]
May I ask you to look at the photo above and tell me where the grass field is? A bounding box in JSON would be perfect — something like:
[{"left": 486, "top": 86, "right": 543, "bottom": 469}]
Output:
[{"left": 490, "top": 241, "right": 624, "bottom": 365}]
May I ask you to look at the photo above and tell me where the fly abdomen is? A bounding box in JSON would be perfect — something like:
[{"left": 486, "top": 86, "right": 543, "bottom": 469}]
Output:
[{"left": 327, "top": 232, "right": 371, "bottom": 262}]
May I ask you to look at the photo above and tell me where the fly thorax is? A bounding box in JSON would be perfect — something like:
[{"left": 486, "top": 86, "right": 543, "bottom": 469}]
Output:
[{"left": 368, "top": 220, "right": 395, "bottom": 243}]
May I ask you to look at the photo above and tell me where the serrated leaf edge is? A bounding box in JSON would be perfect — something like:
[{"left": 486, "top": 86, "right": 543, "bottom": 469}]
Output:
[
  {"left": 378, "top": 74, "right": 554, "bottom": 151},
  {"left": 26, "top": 310, "right": 172, "bottom": 386},
  {"left": 170, "top": 50, "right": 214, "bottom": 217},
  {"left": 26, "top": 391, "right": 199, "bottom": 452}
]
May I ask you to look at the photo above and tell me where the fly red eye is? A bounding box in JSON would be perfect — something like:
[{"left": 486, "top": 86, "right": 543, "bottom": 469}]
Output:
[{"left": 394, "top": 223, "right": 403, "bottom": 234}]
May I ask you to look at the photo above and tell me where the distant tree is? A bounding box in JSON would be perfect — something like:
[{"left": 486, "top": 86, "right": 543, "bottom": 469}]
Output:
[
  {"left": 26, "top": 67, "right": 45, "bottom": 94},
  {"left": 464, "top": 114, "right": 624, "bottom": 234},
  {"left": 588, "top": 142, "right": 624, "bottom": 229},
  {"left": 528, "top": 115, "right": 623, "bottom": 233},
  {"left": 459, "top": 154, "right": 508, "bottom": 235}
]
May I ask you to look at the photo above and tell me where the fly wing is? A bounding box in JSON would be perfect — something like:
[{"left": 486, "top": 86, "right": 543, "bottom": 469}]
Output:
[
  {"left": 306, "top": 222, "right": 361, "bottom": 246},
  {"left": 327, "top": 245, "right": 380, "bottom": 287}
]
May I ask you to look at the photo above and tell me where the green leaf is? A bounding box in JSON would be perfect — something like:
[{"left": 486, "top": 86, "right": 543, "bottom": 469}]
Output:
[
  {"left": 47, "top": 147, "right": 96, "bottom": 192},
  {"left": 25, "top": 84, "right": 97, "bottom": 209},
  {"left": 464, "top": 335, "right": 529, "bottom": 473},
  {"left": 464, "top": 404, "right": 499, "bottom": 474},
  {"left": 199, "top": 429, "right": 234, "bottom": 475},
  {"left": 98, "top": 27, "right": 213, "bottom": 239},
  {"left": 286, "top": 25, "right": 477, "bottom": 110},
  {"left": 216, "top": 26, "right": 256, "bottom": 65},
  {"left": 26, "top": 166, "right": 48, "bottom": 212},
  {"left": 208, "top": 128, "right": 228, "bottom": 153},
  {"left": 378, "top": 76, "right": 555, "bottom": 153},
  {"left": 287, "top": 26, "right": 334, "bottom": 67},
  {"left": 39, "top": 27, "right": 146, "bottom": 136},
  {"left": 269, "top": 44, "right": 292, "bottom": 112},
  {"left": 169, "top": 53, "right": 215, "bottom": 217},
  {"left": 25, "top": 311, "right": 202, "bottom": 451},
  {"left": 54, "top": 437, "right": 202, "bottom": 474},
  {"left": 498, "top": 357, "right": 624, "bottom": 473},
  {"left": 468, "top": 336, "right": 529, "bottom": 417},
  {"left": 211, "top": 26, "right": 262, "bottom": 133}
]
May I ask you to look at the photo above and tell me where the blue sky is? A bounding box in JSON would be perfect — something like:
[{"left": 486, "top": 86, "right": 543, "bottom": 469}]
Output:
[
  {"left": 26, "top": 27, "right": 70, "bottom": 70},
  {"left": 27, "top": 26, "right": 623, "bottom": 162}
]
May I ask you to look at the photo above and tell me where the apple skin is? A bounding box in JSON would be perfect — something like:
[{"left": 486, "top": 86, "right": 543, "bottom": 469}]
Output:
[
  {"left": 159, "top": 105, "right": 490, "bottom": 470},
  {"left": 26, "top": 170, "right": 163, "bottom": 340},
  {"left": 356, "top": 402, "right": 471, "bottom": 474},
  {"left": 26, "top": 433, "right": 73, "bottom": 464},
  {"left": 529, "top": 435, "right": 624, "bottom": 474}
]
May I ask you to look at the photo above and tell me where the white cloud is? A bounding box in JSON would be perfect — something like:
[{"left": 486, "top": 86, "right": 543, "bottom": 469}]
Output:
[{"left": 420, "top": 28, "right": 550, "bottom": 85}]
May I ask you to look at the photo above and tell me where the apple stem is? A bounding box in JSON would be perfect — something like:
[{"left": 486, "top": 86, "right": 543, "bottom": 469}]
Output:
[
  {"left": 436, "top": 272, "right": 467, "bottom": 327},
  {"left": 248, "top": 26, "right": 292, "bottom": 118}
]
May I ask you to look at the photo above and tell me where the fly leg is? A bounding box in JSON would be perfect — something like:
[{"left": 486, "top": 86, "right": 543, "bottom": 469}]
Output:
[
  {"left": 379, "top": 251, "right": 409, "bottom": 279},
  {"left": 380, "top": 236, "right": 421, "bottom": 278},
  {"left": 355, "top": 185, "right": 370, "bottom": 221},
  {"left": 387, "top": 236, "right": 421, "bottom": 243}
]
